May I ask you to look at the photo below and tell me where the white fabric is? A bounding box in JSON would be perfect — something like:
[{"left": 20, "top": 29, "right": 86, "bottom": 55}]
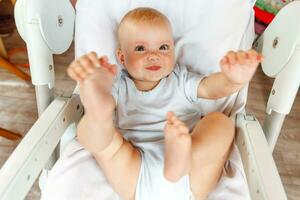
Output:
[
  {"left": 135, "top": 139, "right": 192, "bottom": 200},
  {"left": 42, "top": 0, "right": 255, "bottom": 199},
  {"left": 41, "top": 137, "right": 249, "bottom": 200}
]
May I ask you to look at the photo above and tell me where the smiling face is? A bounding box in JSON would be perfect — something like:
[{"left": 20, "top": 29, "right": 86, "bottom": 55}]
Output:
[{"left": 116, "top": 9, "right": 175, "bottom": 91}]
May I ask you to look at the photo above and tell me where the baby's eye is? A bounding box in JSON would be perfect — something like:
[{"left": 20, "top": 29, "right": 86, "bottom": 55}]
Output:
[
  {"left": 159, "top": 44, "right": 169, "bottom": 51},
  {"left": 135, "top": 45, "right": 145, "bottom": 52}
]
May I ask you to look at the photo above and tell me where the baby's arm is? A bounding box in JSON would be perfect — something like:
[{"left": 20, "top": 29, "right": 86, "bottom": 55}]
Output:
[{"left": 197, "top": 49, "right": 263, "bottom": 99}]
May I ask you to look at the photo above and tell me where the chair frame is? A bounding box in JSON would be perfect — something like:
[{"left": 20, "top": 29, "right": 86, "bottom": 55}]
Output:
[{"left": 2, "top": 0, "right": 300, "bottom": 199}]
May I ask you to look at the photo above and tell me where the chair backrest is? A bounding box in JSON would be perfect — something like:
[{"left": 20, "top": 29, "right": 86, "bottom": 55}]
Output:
[{"left": 74, "top": 0, "right": 256, "bottom": 116}]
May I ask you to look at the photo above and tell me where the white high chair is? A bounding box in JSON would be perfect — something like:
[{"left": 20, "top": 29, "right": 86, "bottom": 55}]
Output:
[{"left": 1, "top": 0, "right": 300, "bottom": 199}]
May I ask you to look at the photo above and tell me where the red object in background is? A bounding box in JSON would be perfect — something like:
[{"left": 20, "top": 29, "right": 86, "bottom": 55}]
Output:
[{"left": 254, "top": 6, "right": 275, "bottom": 25}]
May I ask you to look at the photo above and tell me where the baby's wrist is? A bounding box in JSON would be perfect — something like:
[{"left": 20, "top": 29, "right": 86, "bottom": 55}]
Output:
[
  {"left": 223, "top": 75, "right": 245, "bottom": 86},
  {"left": 229, "top": 79, "right": 245, "bottom": 87}
]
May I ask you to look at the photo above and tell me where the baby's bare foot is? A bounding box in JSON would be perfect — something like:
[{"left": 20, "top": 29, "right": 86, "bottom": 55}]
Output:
[
  {"left": 79, "top": 63, "right": 116, "bottom": 121},
  {"left": 77, "top": 68, "right": 117, "bottom": 154},
  {"left": 70, "top": 54, "right": 118, "bottom": 154},
  {"left": 164, "top": 112, "right": 191, "bottom": 182}
]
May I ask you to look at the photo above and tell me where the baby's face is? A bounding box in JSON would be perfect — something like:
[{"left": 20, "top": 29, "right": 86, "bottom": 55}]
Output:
[{"left": 117, "top": 22, "right": 175, "bottom": 85}]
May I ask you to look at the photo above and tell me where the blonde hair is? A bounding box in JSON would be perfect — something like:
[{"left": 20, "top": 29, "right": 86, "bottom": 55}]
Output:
[{"left": 117, "top": 7, "right": 171, "bottom": 47}]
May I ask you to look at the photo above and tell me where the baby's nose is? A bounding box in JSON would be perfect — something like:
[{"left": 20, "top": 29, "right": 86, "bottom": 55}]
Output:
[{"left": 147, "top": 51, "right": 160, "bottom": 61}]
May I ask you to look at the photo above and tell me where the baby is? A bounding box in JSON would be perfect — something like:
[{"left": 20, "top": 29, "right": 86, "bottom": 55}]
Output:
[{"left": 67, "top": 8, "right": 262, "bottom": 200}]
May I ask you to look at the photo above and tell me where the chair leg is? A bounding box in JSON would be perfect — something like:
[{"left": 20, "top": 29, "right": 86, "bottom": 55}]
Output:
[
  {"left": 0, "top": 56, "right": 31, "bottom": 81},
  {"left": 0, "top": 127, "right": 22, "bottom": 141},
  {"left": 0, "top": 37, "right": 8, "bottom": 58}
]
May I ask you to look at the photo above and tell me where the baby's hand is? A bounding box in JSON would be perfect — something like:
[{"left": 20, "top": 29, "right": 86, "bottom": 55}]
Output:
[
  {"left": 67, "top": 52, "right": 117, "bottom": 82},
  {"left": 220, "top": 50, "right": 263, "bottom": 85}
]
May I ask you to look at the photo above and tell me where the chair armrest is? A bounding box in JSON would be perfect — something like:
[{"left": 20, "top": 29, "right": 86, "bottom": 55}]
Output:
[
  {"left": 235, "top": 113, "right": 287, "bottom": 200},
  {"left": 0, "top": 94, "right": 83, "bottom": 200}
]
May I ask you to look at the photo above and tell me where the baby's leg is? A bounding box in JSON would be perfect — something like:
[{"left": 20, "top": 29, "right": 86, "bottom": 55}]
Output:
[
  {"left": 164, "top": 112, "right": 192, "bottom": 182},
  {"left": 189, "top": 112, "right": 235, "bottom": 200},
  {"left": 77, "top": 71, "right": 140, "bottom": 200}
]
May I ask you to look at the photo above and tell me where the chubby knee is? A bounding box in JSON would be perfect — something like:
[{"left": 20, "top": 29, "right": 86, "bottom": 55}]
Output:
[
  {"left": 203, "top": 112, "right": 232, "bottom": 124},
  {"left": 192, "top": 112, "right": 235, "bottom": 161},
  {"left": 202, "top": 112, "right": 235, "bottom": 140}
]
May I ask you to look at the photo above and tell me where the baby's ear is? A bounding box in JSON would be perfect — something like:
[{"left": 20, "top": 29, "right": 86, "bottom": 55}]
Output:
[{"left": 116, "top": 48, "right": 125, "bottom": 65}]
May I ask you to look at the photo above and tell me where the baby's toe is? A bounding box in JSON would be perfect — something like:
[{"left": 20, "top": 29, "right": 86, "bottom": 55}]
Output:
[
  {"left": 178, "top": 125, "right": 189, "bottom": 134},
  {"left": 173, "top": 117, "right": 183, "bottom": 127}
]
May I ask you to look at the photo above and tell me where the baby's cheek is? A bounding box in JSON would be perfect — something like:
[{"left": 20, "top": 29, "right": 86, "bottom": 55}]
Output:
[
  {"left": 127, "top": 54, "right": 144, "bottom": 66},
  {"left": 125, "top": 57, "right": 144, "bottom": 75},
  {"left": 164, "top": 56, "right": 175, "bottom": 68}
]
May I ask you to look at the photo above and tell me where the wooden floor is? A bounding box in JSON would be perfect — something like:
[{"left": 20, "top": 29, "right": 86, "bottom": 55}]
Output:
[{"left": 0, "top": 31, "right": 299, "bottom": 200}]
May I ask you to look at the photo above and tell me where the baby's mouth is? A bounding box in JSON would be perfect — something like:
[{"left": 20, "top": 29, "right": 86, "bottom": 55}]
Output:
[{"left": 145, "top": 65, "right": 161, "bottom": 71}]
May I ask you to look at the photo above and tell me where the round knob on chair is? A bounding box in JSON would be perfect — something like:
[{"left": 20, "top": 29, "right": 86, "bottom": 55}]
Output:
[
  {"left": 14, "top": 0, "right": 75, "bottom": 54},
  {"left": 260, "top": 1, "right": 300, "bottom": 78}
]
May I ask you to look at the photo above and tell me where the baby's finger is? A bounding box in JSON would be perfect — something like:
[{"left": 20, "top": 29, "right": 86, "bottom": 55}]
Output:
[
  {"left": 220, "top": 56, "right": 231, "bottom": 71},
  {"left": 257, "top": 54, "right": 264, "bottom": 62},
  {"left": 167, "top": 111, "right": 175, "bottom": 121},
  {"left": 237, "top": 51, "right": 246, "bottom": 65},
  {"left": 100, "top": 56, "right": 117, "bottom": 74},
  {"left": 167, "top": 112, "right": 180, "bottom": 125},
  {"left": 171, "top": 115, "right": 184, "bottom": 127},
  {"left": 68, "top": 68, "right": 83, "bottom": 82},
  {"left": 100, "top": 57, "right": 117, "bottom": 74},
  {"left": 247, "top": 49, "right": 258, "bottom": 62},
  {"left": 70, "top": 61, "right": 89, "bottom": 79},
  {"left": 248, "top": 51, "right": 264, "bottom": 67},
  {"left": 220, "top": 56, "right": 229, "bottom": 65},
  {"left": 78, "top": 57, "right": 95, "bottom": 73},
  {"left": 67, "top": 66, "right": 76, "bottom": 79},
  {"left": 178, "top": 125, "right": 189, "bottom": 134},
  {"left": 108, "top": 64, "right": 118, "bottom": 75},
  {"left": 87, "top": 51, "right": 101, "bottom": 68},
  {"left": 99, "top": 56, "right": 109, "bottom": 67},
  {"left": 226, "top": 51, "right": 237, "bottom": 65},
  {"left": 77, "top": 55, "right": 94, "bottom": 70},
  {"left": 75, "top": 66, "right": 88, "bottom": 80},
  {"left": 67, "top": 61, "right": 84, "bottom": 80},
  {"left": 104, "top": 62, "right": 117, "bottom": 72}
]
